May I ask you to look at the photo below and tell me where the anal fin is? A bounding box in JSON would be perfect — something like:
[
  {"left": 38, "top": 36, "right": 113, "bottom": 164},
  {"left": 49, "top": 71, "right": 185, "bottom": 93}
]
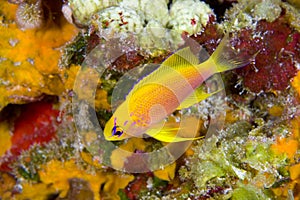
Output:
[{"left": 145, "top": 121, "right": 203, "bottom": 143}]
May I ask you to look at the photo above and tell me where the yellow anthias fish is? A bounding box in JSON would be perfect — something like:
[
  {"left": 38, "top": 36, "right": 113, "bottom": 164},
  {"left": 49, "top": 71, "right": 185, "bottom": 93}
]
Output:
[{"left": 104, "top": 34, "right": 253, "bottom": 142}]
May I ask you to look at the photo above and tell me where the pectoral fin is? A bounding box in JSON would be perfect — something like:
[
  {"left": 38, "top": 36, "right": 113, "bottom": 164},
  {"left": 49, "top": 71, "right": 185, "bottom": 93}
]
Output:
[{"left": 177, "top": 86, "right": 221, "bottom": 110}]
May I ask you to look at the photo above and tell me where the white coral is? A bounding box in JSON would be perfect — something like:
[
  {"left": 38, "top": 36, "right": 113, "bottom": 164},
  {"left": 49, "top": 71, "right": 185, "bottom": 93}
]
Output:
[
  {"left": 67, "top": 0, "right": 213, "bottom": 55},
  {"left": 121, "top": 0, "right": 170, "bottom": 26},
  {"left": 168, "top": 0, "right": 212, "bottom": 35},
  {"left": 93, "top": 6, "right": 145, "bottom": 34},
  {"left": 68, "top": 0, "right": 120, "bottom": 25}
]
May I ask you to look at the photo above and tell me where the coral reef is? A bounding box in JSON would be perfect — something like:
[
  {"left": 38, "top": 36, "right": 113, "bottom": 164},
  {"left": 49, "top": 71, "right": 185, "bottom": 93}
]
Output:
[{"left": 0, "top": 0, "right": 299, "bottom": 199}]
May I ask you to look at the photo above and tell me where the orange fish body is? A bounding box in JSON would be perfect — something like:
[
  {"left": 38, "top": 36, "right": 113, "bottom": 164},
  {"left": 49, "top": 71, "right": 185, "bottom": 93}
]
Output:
[{"left": 127, "top": 59, "right": 213, "bottom": 128}]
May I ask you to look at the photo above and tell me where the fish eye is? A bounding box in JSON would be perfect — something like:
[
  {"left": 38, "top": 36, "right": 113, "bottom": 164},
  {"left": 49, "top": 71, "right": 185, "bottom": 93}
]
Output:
[{"left": 112, "top": 126, "right": 124, "bottom": 137}]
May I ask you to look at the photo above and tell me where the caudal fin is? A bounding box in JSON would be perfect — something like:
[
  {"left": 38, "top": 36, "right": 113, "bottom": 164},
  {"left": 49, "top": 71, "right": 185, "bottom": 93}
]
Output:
[{"left": 211, "top": 34, "right": 257, "bottom": 73}]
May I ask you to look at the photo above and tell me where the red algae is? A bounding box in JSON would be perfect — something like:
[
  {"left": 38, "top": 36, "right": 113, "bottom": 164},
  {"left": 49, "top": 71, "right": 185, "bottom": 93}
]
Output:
[
  {"left": 85, "top": 28, "right": 146, "bottom": 72},
  {"left": 111, "top": 50, "right": 145, "bottom": 72},
  {"left": 191, "top": 15, "right": 222, "bottom": 54},
  {"left": 0, "top": 101, "right": 59, "bottom": 172},
  {"left": 234, "top": 15, "right": 300, "bottom": 93},
  {"left": 124, "top": 173, "right": 152, "bottom": 199}
]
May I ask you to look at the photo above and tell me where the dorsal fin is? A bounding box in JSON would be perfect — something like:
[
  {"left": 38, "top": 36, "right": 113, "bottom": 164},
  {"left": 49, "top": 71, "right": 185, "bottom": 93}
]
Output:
[
  {"left": 125, "top": 47, "right": 201, "bottom": 98},
  {"left": 161, "top": 47, "right": 199, "bottom": 69}
]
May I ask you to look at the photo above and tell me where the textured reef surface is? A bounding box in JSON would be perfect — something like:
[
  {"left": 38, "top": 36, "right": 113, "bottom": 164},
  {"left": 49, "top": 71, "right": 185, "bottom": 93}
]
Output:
[{"left": 0, "top": 0, "right": 300, "bottom": 199}]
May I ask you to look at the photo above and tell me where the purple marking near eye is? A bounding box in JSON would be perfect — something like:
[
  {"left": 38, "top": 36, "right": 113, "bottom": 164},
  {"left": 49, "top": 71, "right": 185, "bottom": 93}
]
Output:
[
  {"left": 112, "top": 117, "right": 117, "bottom": 135},
  {"left": 123, "top": 120, "right": 128, "bottom": 126}
]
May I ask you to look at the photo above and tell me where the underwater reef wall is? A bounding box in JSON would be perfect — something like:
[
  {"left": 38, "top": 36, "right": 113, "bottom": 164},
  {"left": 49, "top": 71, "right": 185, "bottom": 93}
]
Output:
[{"left": 0, "top": 0, "right": 299, "bottom": 199}]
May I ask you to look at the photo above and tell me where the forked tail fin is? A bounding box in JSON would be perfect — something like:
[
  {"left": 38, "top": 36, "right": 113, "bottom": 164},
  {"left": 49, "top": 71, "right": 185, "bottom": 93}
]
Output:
[{"left": 210, "top": 34, "right": 257, "bottom": 73}]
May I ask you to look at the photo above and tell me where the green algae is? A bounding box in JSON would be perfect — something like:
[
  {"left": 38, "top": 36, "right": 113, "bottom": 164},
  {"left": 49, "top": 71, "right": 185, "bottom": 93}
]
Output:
[
  {"left": 59, "top": 32, "right": 89, "bottom": 68},
  {"left": 232, "top": 186, "right": 259, "bottom": 200},
  {"left": 252, "top": 0, "right": 281, "bottom": 22},
  {"left": 178, "top": 118, "right": 291, "bottom": 199},
  {"left": 287, "top": 0, "right": 300, "bottom": 9},
  {"left": 281, "top": 2, "right": 300, "bottom": 32}
]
